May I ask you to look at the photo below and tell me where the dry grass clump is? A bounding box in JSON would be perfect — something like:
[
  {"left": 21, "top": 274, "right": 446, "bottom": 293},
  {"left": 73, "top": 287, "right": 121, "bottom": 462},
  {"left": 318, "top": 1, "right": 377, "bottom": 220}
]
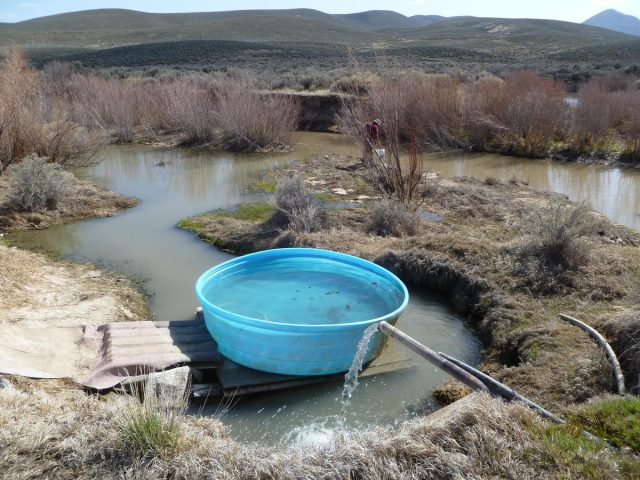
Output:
[
  {"left": 116, "top": 382, "right": 188, "bottom": 459},
  {"left": 367, "top": 198, "right": 418, "bottom": 237},
  {"left": 273, "top": 175, "right": 326, "bottom": 233},
  {"left": 512, "top": 201, "right": 601, "bottom": 293},
  {"left": 6, "top": 156, "right": 73, "bottom": 211}
]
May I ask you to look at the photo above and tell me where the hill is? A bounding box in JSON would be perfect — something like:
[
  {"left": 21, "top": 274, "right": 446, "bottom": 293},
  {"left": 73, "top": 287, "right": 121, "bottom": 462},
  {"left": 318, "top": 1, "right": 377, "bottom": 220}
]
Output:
[
  {"left": 335, "top": 11, "right": 445, "bottom": 29},
  {"left": 1, "top": 8, "right": 638, "bottom": 77},
  {"left": 0, "top": 9, "right": 379, "bottom": 47},
  {"left": 584, "top": 9, "right": 640, "bottom": 36}
]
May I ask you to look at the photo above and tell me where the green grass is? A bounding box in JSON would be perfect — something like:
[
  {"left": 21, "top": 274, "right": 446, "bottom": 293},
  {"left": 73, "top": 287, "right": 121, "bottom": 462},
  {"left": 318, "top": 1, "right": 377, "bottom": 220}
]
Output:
[
  {"left": 176, "top": 219, "right": 205, "bottom": 230},
  {"left": 181, "top": 203, "right": 275, "bottom": 224},
  {"left": 568, "top": 397, "right": 640, "bottom": 453},
  {"left": 525, "top": 419, "right": 640, "bottom": 479},
  {"left": 253, "top": 180, "right": 277, "bottom": 193},
  {"left": 118, "top": 403, "right": 182, "bottom": 458},
  {"left": 217, "top": 203, "right": 275, "bottom": 221}
]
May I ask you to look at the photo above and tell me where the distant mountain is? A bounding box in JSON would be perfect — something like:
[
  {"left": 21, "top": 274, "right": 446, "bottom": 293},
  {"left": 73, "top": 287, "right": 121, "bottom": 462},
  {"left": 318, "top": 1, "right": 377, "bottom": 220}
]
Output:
[
  {"left": 584, "top": 9, "right": 640, "bottom": 36},
  {"left": 336, "top": 10, "right": 445, "bottom": 29}
]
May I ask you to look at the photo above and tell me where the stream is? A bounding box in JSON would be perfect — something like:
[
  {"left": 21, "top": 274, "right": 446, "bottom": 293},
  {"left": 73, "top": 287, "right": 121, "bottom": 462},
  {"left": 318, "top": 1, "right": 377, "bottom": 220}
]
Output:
[{"left": 9, "top": 132, "right": 640, "bottom": 444}]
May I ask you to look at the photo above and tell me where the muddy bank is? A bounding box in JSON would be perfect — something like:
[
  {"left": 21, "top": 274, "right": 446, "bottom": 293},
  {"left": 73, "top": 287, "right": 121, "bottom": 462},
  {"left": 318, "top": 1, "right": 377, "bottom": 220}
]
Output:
[
  {"left": 272, "top": 91, "right": 348, "bottom": 132},
  {"left": 181, "top": 153, "right": 640, "bottom": 411},
  {"left": 0, "top": 174, "right": 137, "bottom": 231}
]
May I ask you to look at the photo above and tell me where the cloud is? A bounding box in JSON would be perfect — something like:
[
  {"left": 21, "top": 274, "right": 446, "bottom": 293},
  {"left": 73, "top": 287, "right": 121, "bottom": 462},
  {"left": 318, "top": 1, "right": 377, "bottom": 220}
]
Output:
[{"left": 17, "top": 2, "right": 44, "bottom": 7}]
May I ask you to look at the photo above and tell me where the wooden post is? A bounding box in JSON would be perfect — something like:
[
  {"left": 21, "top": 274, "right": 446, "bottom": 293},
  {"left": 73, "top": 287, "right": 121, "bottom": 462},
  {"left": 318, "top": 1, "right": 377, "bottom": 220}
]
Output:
[
  {"left": 559, "top": 314, "right": 626, "bottom": 395},
  {"left": 377, "top": 321, "right": 488, "bottom": 393}
]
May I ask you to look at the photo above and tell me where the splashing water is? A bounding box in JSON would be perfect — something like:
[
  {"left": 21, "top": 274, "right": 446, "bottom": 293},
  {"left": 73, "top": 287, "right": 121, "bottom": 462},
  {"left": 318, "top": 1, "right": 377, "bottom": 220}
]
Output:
[{"left": 341, "top": 323, "right": 380, "bottom": 410}]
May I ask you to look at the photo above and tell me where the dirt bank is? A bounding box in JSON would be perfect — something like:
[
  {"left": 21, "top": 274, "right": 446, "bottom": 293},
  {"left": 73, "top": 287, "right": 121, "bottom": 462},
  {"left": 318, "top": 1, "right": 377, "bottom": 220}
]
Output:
[
  {"left": 0, "top": 244, "right": 148, "bottom": 327},
  {"left": 0, "top": 173, "right": 137, "bottom": 231},
  {"left": 180, "top": 153, "right": 640, "bottom": 413}
]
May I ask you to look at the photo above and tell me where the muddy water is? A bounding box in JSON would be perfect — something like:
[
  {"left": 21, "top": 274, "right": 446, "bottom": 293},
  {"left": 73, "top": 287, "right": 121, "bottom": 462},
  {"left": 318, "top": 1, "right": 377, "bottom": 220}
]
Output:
[
  {"left": 10, "top": 133, "right": 355, "bottom": 321},
  {"left": 422, "top": 152, "right": 640, "bottom": 232},
  {"left": 10, "top": 133, "right": 639, "bottom": 444}
]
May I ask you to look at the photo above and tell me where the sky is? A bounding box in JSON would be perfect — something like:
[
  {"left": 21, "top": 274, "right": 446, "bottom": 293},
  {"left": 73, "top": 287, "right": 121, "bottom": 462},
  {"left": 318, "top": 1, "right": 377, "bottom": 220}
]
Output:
[{"left": 1, "top": 0, "right": 639, "bottom": 23}]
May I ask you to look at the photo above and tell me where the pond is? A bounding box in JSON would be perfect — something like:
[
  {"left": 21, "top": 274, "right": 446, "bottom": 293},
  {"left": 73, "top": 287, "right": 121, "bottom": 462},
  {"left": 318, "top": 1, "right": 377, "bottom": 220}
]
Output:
[{"left": 10, "top": 132, "right": 639, "bottom": 444}]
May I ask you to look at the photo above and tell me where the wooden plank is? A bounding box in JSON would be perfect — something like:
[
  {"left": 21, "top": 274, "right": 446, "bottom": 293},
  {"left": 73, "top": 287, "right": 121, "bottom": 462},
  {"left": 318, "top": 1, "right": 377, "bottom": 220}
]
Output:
[{"left": 217, "top": 341, "right": 415, "bottom": 395}]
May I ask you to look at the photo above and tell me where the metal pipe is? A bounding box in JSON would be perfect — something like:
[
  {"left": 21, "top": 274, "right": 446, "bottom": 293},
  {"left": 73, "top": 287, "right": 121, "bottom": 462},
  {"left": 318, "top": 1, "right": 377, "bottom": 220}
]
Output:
[{"left": 377, "top": 321, "right": 488, "bottom": 392}]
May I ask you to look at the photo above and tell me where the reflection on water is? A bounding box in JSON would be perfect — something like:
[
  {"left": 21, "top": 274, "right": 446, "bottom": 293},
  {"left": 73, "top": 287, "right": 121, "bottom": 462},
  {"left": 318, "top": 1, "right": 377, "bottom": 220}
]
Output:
[{"left": 422, "top": 152, "right": 640, "bottom": 232}]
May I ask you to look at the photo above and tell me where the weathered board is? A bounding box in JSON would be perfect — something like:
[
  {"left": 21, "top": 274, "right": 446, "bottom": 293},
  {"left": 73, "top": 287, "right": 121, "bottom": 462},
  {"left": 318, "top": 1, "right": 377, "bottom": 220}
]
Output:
[{"left": 214, "top": 341, "right": 416, "bottom": 397}]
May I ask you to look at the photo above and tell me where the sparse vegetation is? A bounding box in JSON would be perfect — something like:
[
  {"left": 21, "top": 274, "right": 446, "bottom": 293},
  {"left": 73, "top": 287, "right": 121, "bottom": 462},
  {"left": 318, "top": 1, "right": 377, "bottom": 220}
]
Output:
[
  {"left": 367, "top": 199, "right": 418, "bottom": 237},
  {"left": 1, "top": 386, "right": 637, "bottom": 479},
  {"left": 274, "top": 175, "right": 325, "bottom": 233},
  {"left": 6, "top": 156, "right": 73, "bottom": 212},
  {"left": 512, "top": 201, "right": 600, "bottom": 293}
]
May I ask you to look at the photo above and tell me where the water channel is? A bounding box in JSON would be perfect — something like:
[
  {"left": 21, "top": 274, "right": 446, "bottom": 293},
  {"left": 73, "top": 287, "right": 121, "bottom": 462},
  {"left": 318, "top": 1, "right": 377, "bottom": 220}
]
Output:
[{"left": 9, "top": 132, "right": 640, "bottom": 444}]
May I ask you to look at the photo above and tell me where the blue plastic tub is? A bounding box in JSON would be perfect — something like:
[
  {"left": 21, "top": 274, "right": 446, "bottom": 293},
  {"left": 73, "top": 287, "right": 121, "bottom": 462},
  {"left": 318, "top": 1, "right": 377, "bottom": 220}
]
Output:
[{"left": 195, "top": 248, "right": 409, "bottom": 376}]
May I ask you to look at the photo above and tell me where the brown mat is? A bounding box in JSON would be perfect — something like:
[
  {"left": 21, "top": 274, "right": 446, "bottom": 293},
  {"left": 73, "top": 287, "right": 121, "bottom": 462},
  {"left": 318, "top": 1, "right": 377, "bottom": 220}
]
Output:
[{"left": 0, "top": 319, "right": 223, "bottom": 390}]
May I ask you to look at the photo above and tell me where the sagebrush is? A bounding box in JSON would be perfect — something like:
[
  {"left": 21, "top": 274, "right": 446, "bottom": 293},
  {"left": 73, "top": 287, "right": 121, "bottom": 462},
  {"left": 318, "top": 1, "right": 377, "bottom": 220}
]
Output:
[{"left": 6, "top": 156, "right": 73, "bottom": 211}]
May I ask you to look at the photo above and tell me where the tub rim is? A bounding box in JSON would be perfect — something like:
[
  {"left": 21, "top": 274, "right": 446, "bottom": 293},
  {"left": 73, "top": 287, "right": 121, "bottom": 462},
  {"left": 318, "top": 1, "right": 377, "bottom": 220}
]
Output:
[{"left": 195, "top": 247, "right": 409, "bottom": 332}]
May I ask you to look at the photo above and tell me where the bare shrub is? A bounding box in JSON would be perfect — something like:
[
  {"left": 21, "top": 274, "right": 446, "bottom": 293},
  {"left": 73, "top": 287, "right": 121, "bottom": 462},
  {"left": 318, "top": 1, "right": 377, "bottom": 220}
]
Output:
[
  {"left": 338, "top": 74, "right": 424, "bottom": 204},
  {"left": 0, "top": 52, "right": 102, "bottom": 170},
  {"left": 273, "top": 175, "right": 325, "bottom": 233},
  {"left": 65, "top": 74, "right": 138, "bottom": 143},
  {"left": 613, "top": 90, "right": 640, "bottom": 162},
  {"left": 0, "top": 50, "right": 45, "bottom": 173},
  {"left": 367, "top": 198, "right": 419, "bottom": 237},
  {"left": 570, "top": 82, "right": 617, "bottom": 153},
  {"left": 162, "top": 78, "right": 218, "bottom": 145},
  {"left": 463, "top": 71, "right": 566, "bottom": 157},
  {"left": 405, "top": 75, "right": 463, "bottom": 149},
  {"left": 512, "top": 201, "right": 600, "bottom": 292},
  {"left": 216, "top": 80, "right": 300, "bottom": 152},
  {"left": 6, "top": 156, "right": 73, "bottom": 211}
]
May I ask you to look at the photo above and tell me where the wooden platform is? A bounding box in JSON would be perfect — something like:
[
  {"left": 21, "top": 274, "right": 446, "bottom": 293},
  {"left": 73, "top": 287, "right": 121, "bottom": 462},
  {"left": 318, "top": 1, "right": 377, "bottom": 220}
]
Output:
[
  {"left": 192, "top": 340, "right": 416, "bottom": 400},
  {"left": 189, "top": 308, "right": 417, "bottom": 400}
]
